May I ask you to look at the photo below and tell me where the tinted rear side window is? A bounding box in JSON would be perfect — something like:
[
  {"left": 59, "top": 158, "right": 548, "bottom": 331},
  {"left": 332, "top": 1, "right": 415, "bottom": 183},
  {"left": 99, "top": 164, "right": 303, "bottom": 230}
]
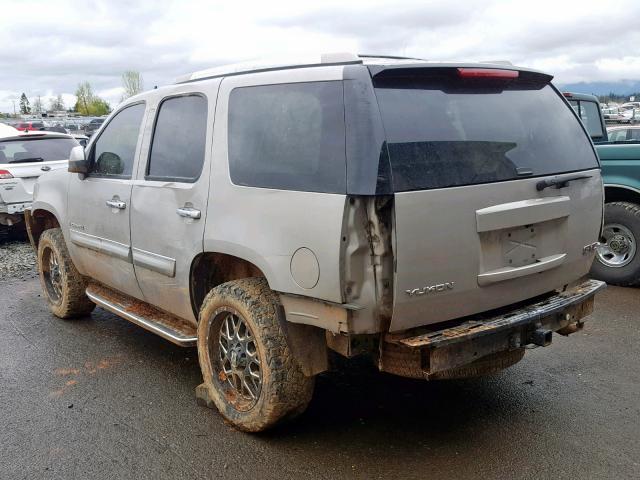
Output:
[
  {"left": 228, "top": 81, "right": 346, "bottom": 193},
  {"left": 147, "top": 95, "right": 208, "bottom": 181},
  {"left": 374, "top": 75, "right": 599, "bottom": 192}
]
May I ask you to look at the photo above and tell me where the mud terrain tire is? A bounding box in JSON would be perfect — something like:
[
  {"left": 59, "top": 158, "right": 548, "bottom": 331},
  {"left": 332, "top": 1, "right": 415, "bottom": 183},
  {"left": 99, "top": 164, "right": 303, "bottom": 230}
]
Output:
[
  {"left": 197, "top": 277, "right": 314, "bottom": 432},
  {"left": 37, "top": 228, "right": 95, "bottom": 318}
]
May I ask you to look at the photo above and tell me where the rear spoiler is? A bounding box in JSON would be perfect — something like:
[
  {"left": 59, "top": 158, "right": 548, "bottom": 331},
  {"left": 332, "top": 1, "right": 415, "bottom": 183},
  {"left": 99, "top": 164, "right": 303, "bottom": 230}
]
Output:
[{"left": 368, "top": 63, "right": 553, "bottom": 86}]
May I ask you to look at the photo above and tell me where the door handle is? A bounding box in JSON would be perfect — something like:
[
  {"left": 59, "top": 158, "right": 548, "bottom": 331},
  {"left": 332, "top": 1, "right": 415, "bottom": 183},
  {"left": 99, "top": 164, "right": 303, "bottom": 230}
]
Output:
[
  {"left": 176, "top": 207, "right": 201, "bottom": 219},
  {"left": 106, "top": 199, "right": 126, "bottom": 209}
]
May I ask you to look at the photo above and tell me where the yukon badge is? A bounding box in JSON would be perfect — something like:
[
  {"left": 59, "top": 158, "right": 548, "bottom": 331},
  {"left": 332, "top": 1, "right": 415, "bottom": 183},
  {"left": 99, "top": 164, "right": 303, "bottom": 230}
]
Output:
[{"left": 405, "top": 282, "right": 455, "bottom": 297}]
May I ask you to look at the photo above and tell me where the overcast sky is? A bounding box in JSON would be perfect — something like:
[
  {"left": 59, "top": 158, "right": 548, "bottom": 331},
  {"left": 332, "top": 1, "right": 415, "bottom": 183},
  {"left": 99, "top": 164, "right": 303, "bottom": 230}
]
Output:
[{"left": 2, "top": 0, "right": 640, "bottom": 113}]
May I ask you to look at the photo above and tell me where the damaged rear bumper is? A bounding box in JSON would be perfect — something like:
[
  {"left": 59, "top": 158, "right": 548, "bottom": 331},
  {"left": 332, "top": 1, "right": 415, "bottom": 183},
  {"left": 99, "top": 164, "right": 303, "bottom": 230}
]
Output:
[{"left": 381, "top": 279, "right": 605, "bottom": 379}]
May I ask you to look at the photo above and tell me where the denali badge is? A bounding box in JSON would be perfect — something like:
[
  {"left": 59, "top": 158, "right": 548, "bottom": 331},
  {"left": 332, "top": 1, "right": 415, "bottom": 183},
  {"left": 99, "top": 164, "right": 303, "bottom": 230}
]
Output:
[
  {"left": 69, "top": 222, "right": 85, "bottom": 231},
  {"left": 405, "top": 282, "right": 455, "bottom": 296}
]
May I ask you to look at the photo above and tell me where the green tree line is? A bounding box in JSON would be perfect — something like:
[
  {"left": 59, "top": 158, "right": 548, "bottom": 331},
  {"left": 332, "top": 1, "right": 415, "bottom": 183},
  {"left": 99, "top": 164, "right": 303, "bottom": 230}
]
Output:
[{"left": 13, "top": 71, "right": 145, "bottom": 116}]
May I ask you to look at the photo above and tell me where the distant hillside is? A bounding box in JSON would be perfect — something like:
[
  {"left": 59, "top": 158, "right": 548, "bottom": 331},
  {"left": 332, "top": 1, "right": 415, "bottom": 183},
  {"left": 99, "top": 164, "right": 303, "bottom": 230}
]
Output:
[{"left": 556, "top": 81, "right": 640, "bottom": 97}]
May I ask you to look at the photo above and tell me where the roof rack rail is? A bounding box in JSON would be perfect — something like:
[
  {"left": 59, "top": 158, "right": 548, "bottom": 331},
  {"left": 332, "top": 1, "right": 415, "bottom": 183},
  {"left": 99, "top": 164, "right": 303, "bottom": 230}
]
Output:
[
  {"left": 176, "top": 52, "right": 363, "bottom": 84},
  {"left": 358, "top": 54, "right": 426, "bottom": 61}
]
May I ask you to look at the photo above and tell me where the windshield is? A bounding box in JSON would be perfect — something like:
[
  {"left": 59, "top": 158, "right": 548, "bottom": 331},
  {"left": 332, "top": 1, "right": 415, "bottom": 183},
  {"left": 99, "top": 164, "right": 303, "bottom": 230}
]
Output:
[
  {"left": 0, "top": 137, "right": 78, "bottom": 163},
  {"left": 374, "top": 77, "right": 599, "bottom": 192}
]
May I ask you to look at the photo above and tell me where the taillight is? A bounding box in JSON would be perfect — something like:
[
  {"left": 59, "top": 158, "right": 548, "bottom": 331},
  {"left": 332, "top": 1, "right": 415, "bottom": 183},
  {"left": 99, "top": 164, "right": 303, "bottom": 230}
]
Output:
[
  {"left": 0, "top": 169, "right": 14, "bottom": 179},
  {"left": 457, "top": 68, "right": 519, "bottom": 79},
  {"left": 563, "top": 92, "right": 573, "bottom": 98}
]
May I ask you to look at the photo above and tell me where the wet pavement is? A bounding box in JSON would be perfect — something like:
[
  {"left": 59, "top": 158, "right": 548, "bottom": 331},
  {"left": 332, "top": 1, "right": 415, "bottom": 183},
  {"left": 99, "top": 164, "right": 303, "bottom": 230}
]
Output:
[{"left": 1, "top": 276, "right": 639, "bottom": 479}]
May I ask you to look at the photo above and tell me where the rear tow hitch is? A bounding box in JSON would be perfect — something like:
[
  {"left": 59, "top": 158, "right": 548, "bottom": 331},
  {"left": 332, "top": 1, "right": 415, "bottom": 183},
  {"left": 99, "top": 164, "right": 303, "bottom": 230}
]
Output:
[{"left": 530, "top": 328, "right": 553, "bottom": 347}]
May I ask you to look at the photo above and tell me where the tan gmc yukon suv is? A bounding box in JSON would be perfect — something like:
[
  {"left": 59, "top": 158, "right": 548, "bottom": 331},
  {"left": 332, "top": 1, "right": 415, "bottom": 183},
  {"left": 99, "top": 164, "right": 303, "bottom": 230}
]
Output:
[{"left": 26, "top": 54, "right": 605, "bottom": 432}]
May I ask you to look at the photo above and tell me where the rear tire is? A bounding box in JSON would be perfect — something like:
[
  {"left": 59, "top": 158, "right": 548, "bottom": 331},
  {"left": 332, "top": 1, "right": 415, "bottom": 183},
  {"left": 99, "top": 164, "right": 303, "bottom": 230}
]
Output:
[
  {"left": 197, "top": 278, "right": 314, "bottom": 432},
  {"left": 37, "top": 228, "right": 95, "bottom": 318},
  {"left": 591, "top": 202, "right": 640, "bottom": 286}
]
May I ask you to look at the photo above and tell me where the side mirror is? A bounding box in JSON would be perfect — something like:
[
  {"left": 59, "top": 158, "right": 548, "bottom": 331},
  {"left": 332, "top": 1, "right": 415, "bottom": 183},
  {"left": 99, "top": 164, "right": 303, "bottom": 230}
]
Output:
[{"left": 68, "top": 145, "right": 90, "bottom": 174}]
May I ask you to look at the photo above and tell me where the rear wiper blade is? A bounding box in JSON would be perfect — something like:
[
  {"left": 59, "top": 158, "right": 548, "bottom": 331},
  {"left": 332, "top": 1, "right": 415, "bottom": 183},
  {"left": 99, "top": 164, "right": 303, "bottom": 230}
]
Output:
[
  {"left": 536, "top": 174, "right": 592, "bottom": 191},
  {"left": 8, "top": 157, "right": 44, "bottom": 164}
]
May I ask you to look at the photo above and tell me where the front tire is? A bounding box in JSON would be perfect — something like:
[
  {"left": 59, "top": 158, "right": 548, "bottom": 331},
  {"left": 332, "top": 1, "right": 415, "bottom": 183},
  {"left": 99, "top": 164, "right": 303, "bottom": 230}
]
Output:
[
  {"left": 37, "top": 228, "right": 95, "bottom": 318},
  {"left": 197, "top": 278, "right": 314, "bottom": 432},
  {"left": 591, "top": 202, "right": 640, "bottom": 286}
]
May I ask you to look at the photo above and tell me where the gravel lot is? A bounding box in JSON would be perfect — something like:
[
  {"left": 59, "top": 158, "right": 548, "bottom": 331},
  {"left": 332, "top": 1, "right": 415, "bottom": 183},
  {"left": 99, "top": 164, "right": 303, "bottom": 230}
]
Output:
[
  {"left": 0, "top": 235, "right": 37, "bottom": 281},
  {"left": 1, "top": 238, "right": 639, "bottom": 479}
]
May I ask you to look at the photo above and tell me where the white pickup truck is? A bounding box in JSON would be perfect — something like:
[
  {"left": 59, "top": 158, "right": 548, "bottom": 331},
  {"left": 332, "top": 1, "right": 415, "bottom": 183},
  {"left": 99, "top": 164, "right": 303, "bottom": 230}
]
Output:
[{"left": 0, "top": 131, "right": 79, "bottom": 232}]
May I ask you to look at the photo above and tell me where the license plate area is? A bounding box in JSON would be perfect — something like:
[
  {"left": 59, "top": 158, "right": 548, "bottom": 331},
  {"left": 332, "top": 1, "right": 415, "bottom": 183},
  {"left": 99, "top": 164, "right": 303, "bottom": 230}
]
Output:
[
  {"left": 502, "top": 225, "right": 537, "bottom": 267},
  {"left": 479, "top": 217, "right": 568, "bottom": 274}
]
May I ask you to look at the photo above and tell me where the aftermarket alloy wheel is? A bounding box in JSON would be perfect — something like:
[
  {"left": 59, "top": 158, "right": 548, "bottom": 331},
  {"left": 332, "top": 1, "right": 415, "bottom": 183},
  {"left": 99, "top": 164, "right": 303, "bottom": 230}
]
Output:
[
  {"left": 215, "top": 307, "right": 262, "bottom": 410},
  {"left": 197, "top": 278, "right": 314, "bottom": 432},
  {"left": 591, "top": 202, "right": 640, "bottom": 286},
  {"left": 37, "top": 228, "right": 95, "bottom": 318}
]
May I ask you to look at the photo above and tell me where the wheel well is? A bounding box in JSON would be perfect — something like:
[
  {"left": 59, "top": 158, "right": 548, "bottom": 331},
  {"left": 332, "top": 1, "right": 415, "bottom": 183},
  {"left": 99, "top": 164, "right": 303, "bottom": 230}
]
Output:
[
  {"left": 604, "top": 186, "right": 640, "bottom": 206},
  {"left": 26, "top": 209, "right": 60, "bottom": 248},
  {"left": 190, "top": 252, "right": 267, "bottom": 317}
]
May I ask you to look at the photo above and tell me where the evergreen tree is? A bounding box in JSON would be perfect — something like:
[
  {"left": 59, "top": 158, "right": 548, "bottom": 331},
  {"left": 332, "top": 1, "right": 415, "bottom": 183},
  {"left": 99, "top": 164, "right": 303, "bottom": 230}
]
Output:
[{"left": 19, "top": 93, "right": 31, "bottom": 114}]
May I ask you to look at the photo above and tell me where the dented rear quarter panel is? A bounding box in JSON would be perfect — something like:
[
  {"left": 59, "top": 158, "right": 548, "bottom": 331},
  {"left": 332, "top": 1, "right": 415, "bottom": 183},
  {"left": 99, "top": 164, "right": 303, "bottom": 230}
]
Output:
[{"left": 202, "top": 67, "right": 348, "bottom": 304}]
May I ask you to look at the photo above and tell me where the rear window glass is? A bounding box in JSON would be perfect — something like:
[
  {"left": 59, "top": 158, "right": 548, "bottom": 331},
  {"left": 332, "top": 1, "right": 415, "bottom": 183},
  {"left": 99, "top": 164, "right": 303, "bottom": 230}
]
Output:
[
  {"left": 374, "top": 76, "right": 599, "bottom": 192},
  {"left": 228, "top": 81, "right": 346, "bottom": 193},
  {"left": 0, "top": 137, "right": 78, "bottom": 163}
]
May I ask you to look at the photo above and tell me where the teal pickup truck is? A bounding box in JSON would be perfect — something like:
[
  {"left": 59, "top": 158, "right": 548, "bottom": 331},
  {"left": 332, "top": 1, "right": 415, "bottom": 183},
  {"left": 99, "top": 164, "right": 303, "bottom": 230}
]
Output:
[{"left": 565, "top": 92, "right": 640, "bottom": 285}]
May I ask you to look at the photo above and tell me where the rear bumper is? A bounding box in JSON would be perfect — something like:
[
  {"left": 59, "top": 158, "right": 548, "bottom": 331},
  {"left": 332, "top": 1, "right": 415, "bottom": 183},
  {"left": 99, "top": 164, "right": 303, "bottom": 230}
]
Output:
[{"left": 381, "top": 279, "right": 605, "bottom": 379}]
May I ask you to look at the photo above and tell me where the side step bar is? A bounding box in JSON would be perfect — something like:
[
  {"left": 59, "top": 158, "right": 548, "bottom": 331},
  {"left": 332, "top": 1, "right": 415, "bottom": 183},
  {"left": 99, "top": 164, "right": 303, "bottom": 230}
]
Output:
[{"left": 86, "top": 283, "right": 197, "bottom": 347}]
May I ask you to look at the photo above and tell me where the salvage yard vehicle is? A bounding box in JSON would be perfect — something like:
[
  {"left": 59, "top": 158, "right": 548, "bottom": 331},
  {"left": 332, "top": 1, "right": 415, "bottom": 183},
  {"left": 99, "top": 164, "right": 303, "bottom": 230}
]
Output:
[
  {"left": 83, "top": 118, "right": 105, "bottom": 137},
  {"left": 566, "top": 93, "right": 640, "bottom": 285},
  {"left": 607, "top": 125, "right": 640, "bottom": 142},
  {"left": 27, "top": 54, "right": 605, "bottom": 432},
  {"left": 0, "top": 131, "right": 79, "bottom": 235}
]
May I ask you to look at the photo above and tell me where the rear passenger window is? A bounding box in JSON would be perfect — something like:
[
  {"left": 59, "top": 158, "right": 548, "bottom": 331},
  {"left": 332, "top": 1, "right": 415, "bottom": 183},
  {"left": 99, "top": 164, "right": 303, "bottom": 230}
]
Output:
[
  {"left": 228, "top": 81, "right": 346, "bottom": 193},
  {"left": 147, "top": 95, "right": 208, "bottom": 181},
  {"left": 92, "top": 103, "right": 145, "bottom": 177}
]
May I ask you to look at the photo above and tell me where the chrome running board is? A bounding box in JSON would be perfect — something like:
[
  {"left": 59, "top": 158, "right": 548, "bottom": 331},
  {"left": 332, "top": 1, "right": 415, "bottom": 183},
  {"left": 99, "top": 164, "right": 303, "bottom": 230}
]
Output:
[{"left": 86, "top": 283, "right": 197, "bottom": 347}]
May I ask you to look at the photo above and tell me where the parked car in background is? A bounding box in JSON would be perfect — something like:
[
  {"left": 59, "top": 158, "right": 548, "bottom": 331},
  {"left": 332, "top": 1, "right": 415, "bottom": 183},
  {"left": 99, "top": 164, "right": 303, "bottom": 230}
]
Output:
[
  {"left": 607, "top": 125, "right": 640, "bottom": 142},
  {"left": 41, "top": 124, "right": 68, "bottom": 134},
  {"left": 0, "top": 131, "right": 79, "bottom": 233},
  {"left": 84, "top": 118, "right": 105, "bottom": 137},
  {"left": 618, "top": 104, "right": 639, "bottom": 123},
  {"left": 64, "top": 122, "right": 82, "bottom": 133},
  {"left": 16, "top": 121, "right": 46, "bottom": 131},
  {"left": 601, "top": 107, "right": 633, "bottom": 124},
  {"left": 621, "top": 102, "right": 640, "bottom": 110},
  {"left": 28, "top": 55, "right": 604, "bottom": 432},
  {"left": 565, "top": 92, "right": 640, "bottom": 285}
]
